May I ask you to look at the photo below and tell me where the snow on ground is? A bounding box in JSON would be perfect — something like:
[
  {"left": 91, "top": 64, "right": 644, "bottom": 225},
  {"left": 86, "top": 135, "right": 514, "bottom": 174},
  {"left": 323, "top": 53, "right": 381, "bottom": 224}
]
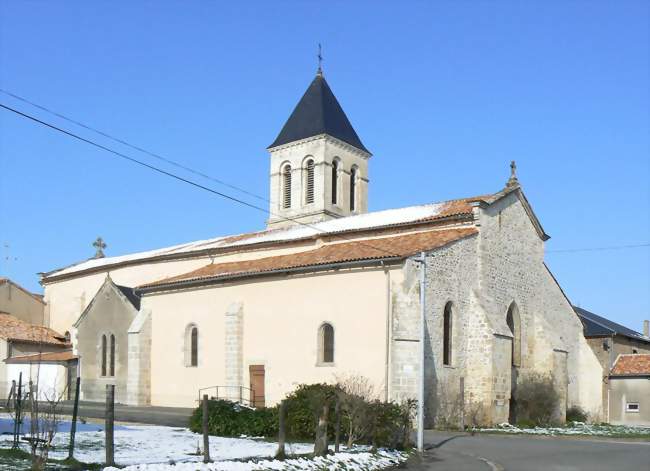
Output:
[
  {"left": 0, "top": 415, "right": 407, "bottom": 469},
  {"left": 477, "top": 422, "right": 650, "bottom": 437},
  {"left": 104, "top": 450, "right": 407, "bottom": 471},
  {"left": 0, "top": 417, "right": 312, "bottom": 465}
]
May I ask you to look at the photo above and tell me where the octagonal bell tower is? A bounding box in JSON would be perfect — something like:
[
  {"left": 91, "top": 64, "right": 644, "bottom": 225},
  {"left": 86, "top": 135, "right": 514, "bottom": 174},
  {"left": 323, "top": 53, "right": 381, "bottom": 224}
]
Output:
[{"left": 266, "top": 70, "right": 371, "bottom": 228}]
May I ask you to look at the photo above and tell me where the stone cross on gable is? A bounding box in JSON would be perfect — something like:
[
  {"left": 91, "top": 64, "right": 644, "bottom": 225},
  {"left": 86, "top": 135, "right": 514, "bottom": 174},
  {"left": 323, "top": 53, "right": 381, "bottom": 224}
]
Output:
[
  {"left": 93, "top": 237, "right": 107, "bottom": 259},
  {"left": 506, "top": 160, "right": 519, "bottom": 188}
]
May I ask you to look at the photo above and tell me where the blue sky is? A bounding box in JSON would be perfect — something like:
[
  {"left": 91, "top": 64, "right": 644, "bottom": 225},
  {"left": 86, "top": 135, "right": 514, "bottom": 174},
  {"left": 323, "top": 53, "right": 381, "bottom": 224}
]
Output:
[{"left": 0, "top": 1, "right": 648, "bottom": 331}]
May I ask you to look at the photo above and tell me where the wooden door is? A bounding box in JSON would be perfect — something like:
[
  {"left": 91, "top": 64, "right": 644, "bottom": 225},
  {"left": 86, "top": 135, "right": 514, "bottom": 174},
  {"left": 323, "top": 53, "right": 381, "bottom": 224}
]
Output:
[{"left": 249, "top": 365, "right": 265, "bottom": 408}]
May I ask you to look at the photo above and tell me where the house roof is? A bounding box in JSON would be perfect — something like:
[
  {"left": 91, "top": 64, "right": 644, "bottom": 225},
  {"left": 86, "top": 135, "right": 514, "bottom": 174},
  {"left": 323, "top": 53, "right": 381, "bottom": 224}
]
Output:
[
  {"left": 268, "top": 73, "right": 370, "bottom": 153},
  {"left": 611, "top": 354, "right": 650, "bottom": 376},
  {"left": 0, "top": 278, "right": 45, "bottom": 304},
  {"left": 139, "top": 227, "right": 478, "bottom": 291},
  {"left": 5, "top": 350, "right": 77, "bottom": 364},
  {"left": 574, "top": 306, "right": 650, "bottom": 344},
  {"left": 0, "top": 313, "right": 69, "bottom": 346},
  {"left": 42, "top": 194, "right": 483, "bottom": 282}
]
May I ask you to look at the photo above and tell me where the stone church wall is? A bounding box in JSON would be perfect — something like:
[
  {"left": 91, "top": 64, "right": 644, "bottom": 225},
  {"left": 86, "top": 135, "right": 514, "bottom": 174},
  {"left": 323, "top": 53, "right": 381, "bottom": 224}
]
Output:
[{"left": 477, "top": 191, "right": 603, "bottom": 422}]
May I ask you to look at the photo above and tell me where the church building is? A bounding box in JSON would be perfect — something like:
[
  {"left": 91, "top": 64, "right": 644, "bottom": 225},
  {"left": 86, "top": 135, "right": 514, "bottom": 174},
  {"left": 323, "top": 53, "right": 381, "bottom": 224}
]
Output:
[{"left": 39, "top": 69, "right": 603, "bottom": 425}]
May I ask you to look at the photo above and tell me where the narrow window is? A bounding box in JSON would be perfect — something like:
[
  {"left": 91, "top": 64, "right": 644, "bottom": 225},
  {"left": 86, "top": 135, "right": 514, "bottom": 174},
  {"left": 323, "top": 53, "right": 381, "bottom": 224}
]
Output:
[
  {"left": 626, "top": 402, "right": 640, "bottom": 413},
  {"left": 443, "top": 302, "right": 453, "bottom": 366},
  {"left": 349, "top": 166, "right": 357, "bottom": 211},
  {"left": 109, "top": 334, "right": 116, "bottom": 377},
  {"left": 305, "top": 159, "right": 315, "bottom": 204},
  {"left": 331, "top": 160, "right": 339, "bottom": 204},
  {"left": 506, "top": 303, "right": 521, "bottom": 367},
  {"left": 282, "top": 164, "right": 292, "bottom": 209},
  {"left": 320, "top": 323, "right": 334, "bottom": 364},
  {"left": 191, "top": 326, "right": 198, "bottom": 367},
  {"left": 101, "top": 334, "right": 107, "bottom": 377}
]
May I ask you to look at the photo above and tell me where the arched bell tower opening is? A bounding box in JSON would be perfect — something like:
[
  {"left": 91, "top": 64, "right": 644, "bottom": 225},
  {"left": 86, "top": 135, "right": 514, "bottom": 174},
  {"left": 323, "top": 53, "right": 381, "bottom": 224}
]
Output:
[{"left": 266, "top": 71, "right": 371, "bottom": 228}]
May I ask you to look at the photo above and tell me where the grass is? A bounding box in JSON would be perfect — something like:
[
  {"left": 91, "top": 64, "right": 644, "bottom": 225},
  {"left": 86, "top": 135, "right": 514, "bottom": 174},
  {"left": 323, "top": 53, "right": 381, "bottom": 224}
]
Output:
[{"left": 0, "top": 447, "right": 105, "bottom": 470}]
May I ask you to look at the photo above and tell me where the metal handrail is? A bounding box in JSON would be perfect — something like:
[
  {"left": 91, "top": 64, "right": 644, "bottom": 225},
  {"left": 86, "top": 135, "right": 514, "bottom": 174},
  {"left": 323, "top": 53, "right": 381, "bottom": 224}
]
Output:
[{"left": 197, "top": 385, "right": 255, "bottom": 406}]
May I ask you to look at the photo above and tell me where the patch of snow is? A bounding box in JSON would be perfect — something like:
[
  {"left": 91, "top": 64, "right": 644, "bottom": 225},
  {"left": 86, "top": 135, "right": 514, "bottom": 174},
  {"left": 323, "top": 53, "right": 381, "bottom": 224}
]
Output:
[
  {"left": 104, "top": 450, "right": 407, "bottom": 471},
  {"left": 0, "top": 417, "right": 405, "bottom": 470},
  {"left": 46, "top": 202, "right": 450, "bottom": 278},
  {"left": 476, "top": 422, "right": 650, "bottom": 437}
]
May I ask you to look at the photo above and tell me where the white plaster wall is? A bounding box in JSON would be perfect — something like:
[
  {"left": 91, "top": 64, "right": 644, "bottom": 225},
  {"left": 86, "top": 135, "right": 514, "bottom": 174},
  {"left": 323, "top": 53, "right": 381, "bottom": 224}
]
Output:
[
  {"left": 7, "top": 363, "right": 66, "bottom": 400},
  {"left": 143, "top": 266, "right": 395, "bottom": 408}
]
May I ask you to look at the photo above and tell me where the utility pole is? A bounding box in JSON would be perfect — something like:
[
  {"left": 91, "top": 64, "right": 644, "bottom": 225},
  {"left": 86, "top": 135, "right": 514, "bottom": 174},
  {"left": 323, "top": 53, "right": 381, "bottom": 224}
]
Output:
[{"left": 412, "top": 252, "right": 427, "bottom": 452}]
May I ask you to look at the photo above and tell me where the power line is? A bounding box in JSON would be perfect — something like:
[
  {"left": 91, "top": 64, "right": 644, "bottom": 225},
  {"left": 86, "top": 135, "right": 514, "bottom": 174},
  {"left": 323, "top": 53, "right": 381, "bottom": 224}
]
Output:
[
  {"left": 0, "top": 102, "right": 404, "bottom": 260},
  {"left": 3, "top": 101, "right": 645, "bottom": 261},
  {"left": 0, "top": 88, "right": 269, "bottom": 203},
  {"left": 547, "top": 243, "right": 650, "bottom": 253}
]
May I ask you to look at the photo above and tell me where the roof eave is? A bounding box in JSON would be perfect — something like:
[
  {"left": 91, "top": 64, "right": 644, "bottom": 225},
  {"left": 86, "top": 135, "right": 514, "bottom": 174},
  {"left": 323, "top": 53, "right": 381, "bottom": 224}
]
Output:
[{"left": 138, "top": 256, "right": 406, "bottom": 296}]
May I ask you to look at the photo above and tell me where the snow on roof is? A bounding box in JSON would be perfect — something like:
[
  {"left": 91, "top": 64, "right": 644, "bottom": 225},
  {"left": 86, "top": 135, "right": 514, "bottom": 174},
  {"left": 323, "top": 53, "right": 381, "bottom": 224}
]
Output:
[{"left": 43, "top": 197, "right": 479, "bottom": 280}]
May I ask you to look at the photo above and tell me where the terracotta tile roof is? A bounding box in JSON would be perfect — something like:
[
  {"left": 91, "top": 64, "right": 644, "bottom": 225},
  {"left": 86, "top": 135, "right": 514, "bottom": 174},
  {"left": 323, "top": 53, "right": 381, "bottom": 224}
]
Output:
[
  {"left": 5, "top": 350, "right": 77, "bottom": 364},
  {"left": 0, "top": 313, "right": 69, "bottom": 346},
  {"left": 611, "top": 354, "right": 650, "bottom": 376},
  {"left": 141, "top": 227, "right": 478, "bottom": 289}
]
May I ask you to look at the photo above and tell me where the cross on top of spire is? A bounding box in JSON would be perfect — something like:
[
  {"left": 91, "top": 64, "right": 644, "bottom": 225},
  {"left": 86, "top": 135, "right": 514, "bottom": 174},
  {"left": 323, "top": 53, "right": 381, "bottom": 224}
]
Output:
[
  {"left": 317, "top": 43, "right": 323, "bottom": 76},
  {"left": 93, "top": 237, "right": 107, "bottom": 259}
]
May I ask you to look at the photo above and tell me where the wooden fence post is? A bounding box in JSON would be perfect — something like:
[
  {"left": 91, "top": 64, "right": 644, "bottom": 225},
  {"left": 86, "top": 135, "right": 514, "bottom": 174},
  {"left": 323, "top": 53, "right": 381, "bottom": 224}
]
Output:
[
  {"left": 334, "top": 397, "right": 341, "bottom": 453},
  {"left": 105, "top": 384, "right": 115, "bottom": 467},
  {"left": 68, "top": 377, "right": 81, "bottom": 459},
  {"left": 13, "top": 372, "right": 23, "bottom": 449},
  {"left": 275, "top": 400, "right": 286, "bottom": 459},
  {"left": 202, "top": 394, "right": 210, "bottom": 463}
]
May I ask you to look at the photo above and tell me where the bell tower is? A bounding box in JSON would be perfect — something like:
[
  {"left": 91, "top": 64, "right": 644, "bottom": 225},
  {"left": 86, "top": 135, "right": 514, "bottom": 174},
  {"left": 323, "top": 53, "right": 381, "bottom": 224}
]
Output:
[{"left": 266, "top": 70, "right": 371, "bottom": 228}]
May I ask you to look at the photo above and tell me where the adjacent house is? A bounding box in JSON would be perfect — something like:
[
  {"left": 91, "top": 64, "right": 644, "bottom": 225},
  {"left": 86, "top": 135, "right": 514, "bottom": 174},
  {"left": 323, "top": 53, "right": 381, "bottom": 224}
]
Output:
[
  {"left": 0, "top": 313, "right": 74, "bottom": 399},
  {"left": 0, "top": 277, "right": 46, "bottom": 325},
  {"left": 575, "top": 306, "right": 650, "bottom": 420},
  {"left": 608, "top": 354, "right": 650, "bottom": 426}
]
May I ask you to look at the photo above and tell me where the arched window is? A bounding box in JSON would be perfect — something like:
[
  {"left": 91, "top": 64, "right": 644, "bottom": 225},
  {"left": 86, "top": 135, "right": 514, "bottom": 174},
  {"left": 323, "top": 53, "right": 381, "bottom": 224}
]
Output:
[
  {"left": 305, "top": 159, "right": 315, "bottom": 204},
  {"left": 282, "top": 164, "right": 292, "bottom": 209},
  {"left": 331, "top": 159, "right": 339, "bottom": 204},
  {"left": 109, "top": 334, "right": 116, "bottom": 377},
  {"left": 443, "top": 302, "right": 453, "bottom": 366},
  {"left": 506, "top": 303, "right": 521, "bottom": 367},
  {"left": 319, "top": 323, "right": 334, "bottom": 364},
  {"left": 185, "top": 324, "right": 199, "bottom": 367},
  {"left": 101, "top": 334, "right": 107, "bottom": 377},
  {"left": 349, "top": 166, "right": 357, "bottom": 211}
]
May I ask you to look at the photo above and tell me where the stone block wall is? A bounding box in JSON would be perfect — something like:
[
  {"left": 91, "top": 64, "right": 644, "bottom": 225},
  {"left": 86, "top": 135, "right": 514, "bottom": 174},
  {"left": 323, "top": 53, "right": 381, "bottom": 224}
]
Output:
[
  {"left": 126, "top": 309, "right": 152, "bottom": 406},
  {"left": 390, "top": 260, "right": 420, "bottom": 404},
  {"left": 224, "top": 302, "right": 243, "bottom": 399}
]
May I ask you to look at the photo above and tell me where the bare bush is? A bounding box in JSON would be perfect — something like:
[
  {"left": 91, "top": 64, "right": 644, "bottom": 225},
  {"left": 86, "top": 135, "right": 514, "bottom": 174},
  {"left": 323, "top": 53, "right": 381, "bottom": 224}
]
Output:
[
  {"left": 335, "top": 374, "right": 376, "bottom": 447},
  {"left": 515, "top": 372, "right": 559, "bottom": 426}
]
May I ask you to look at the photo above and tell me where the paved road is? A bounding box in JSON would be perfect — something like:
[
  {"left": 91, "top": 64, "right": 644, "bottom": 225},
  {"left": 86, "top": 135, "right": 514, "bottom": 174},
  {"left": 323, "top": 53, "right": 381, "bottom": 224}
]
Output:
[
  {"left": 408, "top": 430, "right": 650, "bottom": 471},
  {"left": 57, "top": 401, "right": 194, "bottom": 427}
]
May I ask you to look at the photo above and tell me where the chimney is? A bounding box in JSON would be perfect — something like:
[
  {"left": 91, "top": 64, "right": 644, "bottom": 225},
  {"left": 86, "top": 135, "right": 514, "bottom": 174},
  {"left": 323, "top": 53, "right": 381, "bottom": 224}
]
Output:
[{"left": 644, "top": 320, "right": 649, "bottom": 337}]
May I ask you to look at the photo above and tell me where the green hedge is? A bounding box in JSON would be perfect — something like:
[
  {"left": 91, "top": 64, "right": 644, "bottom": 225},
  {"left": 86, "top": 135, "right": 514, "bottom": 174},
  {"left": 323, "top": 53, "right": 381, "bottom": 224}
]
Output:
[
  {"left": 189, "top": 400, "right": 277, "bottom": 437},
  {"left": 189, "top": 383, "right": 413, "bottom": 448}
]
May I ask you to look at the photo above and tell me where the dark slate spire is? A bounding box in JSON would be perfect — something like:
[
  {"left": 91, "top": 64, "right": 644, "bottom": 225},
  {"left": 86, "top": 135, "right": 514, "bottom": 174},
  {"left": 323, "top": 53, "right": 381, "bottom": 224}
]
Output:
[{"left": 269, "top": 74, "right": 370, "bottom": 153}]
